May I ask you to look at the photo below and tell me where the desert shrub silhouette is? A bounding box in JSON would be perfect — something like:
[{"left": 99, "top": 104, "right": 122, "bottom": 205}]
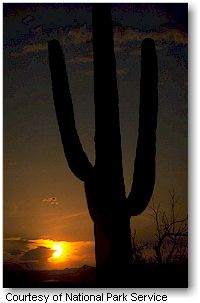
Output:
[{"left": 48, "top": 4, "right": 158, "bottom": 284}]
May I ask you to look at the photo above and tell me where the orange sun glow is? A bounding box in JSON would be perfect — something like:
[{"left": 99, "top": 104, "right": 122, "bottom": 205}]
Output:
[
  {"left": 29, "top": 239, "right": 70, "bottom": 263},
  {"left": 27, "top": 239, "right": 95, "bottom": 268},
  {"left": 52, "top": 243, "right": 63, "bottom": 258},
  {"left": 49, "top": 241, "right": 70, "bottom": 263}
]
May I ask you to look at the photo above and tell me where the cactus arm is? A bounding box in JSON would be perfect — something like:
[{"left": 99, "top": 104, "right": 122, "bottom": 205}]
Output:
[
  {"left": 92, "top": 4, "right": 125, "bottom": 199},
  {"left": 127, "top": 38, "right": 158, "bottom": 216},
  {"left": 48, "top": 39, "right": 93, "bottom": 181}
]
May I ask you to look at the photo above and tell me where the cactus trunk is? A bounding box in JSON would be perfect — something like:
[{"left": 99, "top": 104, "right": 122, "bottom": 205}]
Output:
[
  {"left": 94, "top": 214, "right": 132, "bottom": 285},
  {"left": 48, "top": 3, "right": 158, "bottom": 284}
]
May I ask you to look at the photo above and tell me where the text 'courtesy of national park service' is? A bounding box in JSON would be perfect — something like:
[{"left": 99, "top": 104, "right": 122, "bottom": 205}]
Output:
[{"left": 5, "top": 292, "right": 168, "bottom": 303}]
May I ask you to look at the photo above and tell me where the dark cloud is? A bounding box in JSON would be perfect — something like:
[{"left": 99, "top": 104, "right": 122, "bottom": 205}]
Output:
[
  {"left": 4, "top": 238, "right": 53, "bottom": 269},
  {"left": 4, "top": 238, "right": 29, "bottom": 257},
  {"left": 22, "top": 246, "right": 52, "bottom": 261}
]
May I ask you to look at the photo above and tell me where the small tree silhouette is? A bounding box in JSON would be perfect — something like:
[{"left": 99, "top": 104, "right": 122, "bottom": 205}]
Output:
[
  {"left": 48, "top": 4, "right": 158, "bottom": 283},
  {"left": 132, "top": 230, "right": 148, "bottom": 264},
  {"left": 149, "top": 191, "right": 188, "bottom": 264}
]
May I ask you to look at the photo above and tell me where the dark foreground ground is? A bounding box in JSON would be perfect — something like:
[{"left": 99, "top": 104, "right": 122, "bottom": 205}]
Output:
[{"left": 4, "top": 263, "right": 188, "bottom": 288}]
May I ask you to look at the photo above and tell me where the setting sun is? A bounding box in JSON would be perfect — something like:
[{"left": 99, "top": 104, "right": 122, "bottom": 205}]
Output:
[
  {"left": 49, "top": 241, "right": 70, "bottom": 263},
  {"left": 52, "top": 243, "right": 63, "bottom": 258}
]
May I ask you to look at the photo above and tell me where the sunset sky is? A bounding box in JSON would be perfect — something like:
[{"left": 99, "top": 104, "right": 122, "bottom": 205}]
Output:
[{"left": 4, "top": 3, "right": 187, "bottom": 270}]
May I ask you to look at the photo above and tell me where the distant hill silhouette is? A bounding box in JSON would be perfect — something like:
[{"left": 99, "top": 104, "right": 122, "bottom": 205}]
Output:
[{"left": 4, "top": 262, "right": 187, "bottom": 288}]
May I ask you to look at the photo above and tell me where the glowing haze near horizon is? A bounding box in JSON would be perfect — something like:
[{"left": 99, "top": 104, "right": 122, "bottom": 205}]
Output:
[{"left": 4, "top": 3, "right": 187, "bottom": 269}]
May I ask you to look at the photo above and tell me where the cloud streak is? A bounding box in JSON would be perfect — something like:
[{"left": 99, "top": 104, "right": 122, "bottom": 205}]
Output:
[
  {"left": 114, "top": 26, "right": 187, "bottom": 45},
  {"left": 23, "top": 43, "right": 48, "bottom": 54},
  {"left": 8, "top": 22, "right": 187, "bottom": 63}
]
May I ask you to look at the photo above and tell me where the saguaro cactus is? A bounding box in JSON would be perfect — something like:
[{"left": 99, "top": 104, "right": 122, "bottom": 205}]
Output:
[{"left": 48, "top": 4, "right": 158, "bottom": 284}]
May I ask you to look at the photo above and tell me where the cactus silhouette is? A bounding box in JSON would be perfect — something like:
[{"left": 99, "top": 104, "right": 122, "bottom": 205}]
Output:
[{"left": 48, "top": 4, "right": 158, "bottom": 284}]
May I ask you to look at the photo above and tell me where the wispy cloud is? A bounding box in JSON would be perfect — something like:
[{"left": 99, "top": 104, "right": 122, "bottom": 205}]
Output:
[
  {"left": 8, "top": 18, "right": 187, "bottom": 62},
  {"left": 8, "top": 27, "right": 91, "bottom": 58},
  {"left": 46, "top": 211, "right": 88, "bottom": 225},
  {"left": 114, "top": 26, "right": 187, "bottom": 45},
  {"left": 67, "top": 54, "right": 93, "bottom": 64},
  {"left": 68, "top": 26, "right": 92, "bottom": 45},
  {"left": 10, "top": 43, "right": 48, "bottom": 57},
  {"left": 42, "top": 196, "right": 59, "bottom": 205},
  {"left": 21, "top": 43, "right": 48, "bottom": 55}
]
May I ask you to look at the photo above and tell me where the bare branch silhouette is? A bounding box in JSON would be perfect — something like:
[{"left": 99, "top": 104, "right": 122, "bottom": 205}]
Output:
[{"left": 149, "top": 192, "right": 188, "bottom": 264}]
